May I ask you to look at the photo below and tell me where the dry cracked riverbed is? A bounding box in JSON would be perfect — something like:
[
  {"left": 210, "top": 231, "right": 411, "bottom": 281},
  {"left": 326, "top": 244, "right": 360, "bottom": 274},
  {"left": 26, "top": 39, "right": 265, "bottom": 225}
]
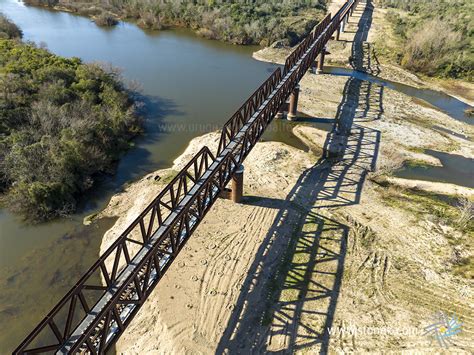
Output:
[{"left": 96, "top": 0, "right": 473, "bottom": 353}]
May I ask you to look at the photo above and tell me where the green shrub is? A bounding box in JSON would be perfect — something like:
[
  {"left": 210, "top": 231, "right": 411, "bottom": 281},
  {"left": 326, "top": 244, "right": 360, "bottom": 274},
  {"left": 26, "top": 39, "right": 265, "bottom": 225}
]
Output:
[
  {"left": 402, "top": 19, "right": 462, "bottom": 76},
  {"left": 376, "top": 0, "right": 474, "bottom": 80},
  {"left": 94, "top": 13, "right": 119, "bottom": 27},
  {"left": 0, "top": 40, "right": 141, "bottom": 222},
  {"left": 0, "top": 13, "right": 22, "bottom": 39}
]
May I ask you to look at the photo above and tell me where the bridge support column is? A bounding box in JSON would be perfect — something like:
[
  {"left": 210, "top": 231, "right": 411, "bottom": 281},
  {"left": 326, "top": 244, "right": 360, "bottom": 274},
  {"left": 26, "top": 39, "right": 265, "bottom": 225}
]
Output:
[
  {"left": 275, "top": 106, "right": 285, "bottom": 119},
  {"left": 316, "top": 47, "right": 327, "bottom": 74},
  {"left": 231, "top": 165, "right": 244, "bottom": 203},
  {"left": 336, "top": 27, "right": 340, "bottom": 41},
  {"left": 287, "top": 85, "right": 300, "bottom": 121}
]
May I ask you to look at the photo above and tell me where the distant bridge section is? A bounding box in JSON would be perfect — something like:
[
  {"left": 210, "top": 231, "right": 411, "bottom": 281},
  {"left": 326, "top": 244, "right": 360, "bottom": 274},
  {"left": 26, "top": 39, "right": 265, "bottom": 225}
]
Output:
[{"left": 14, "top": 1, "right": 358, "bottom": 353}]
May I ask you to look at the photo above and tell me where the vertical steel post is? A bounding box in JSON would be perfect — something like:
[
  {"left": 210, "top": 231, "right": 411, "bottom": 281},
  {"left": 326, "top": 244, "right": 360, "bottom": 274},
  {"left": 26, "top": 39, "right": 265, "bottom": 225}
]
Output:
[
  {"left": 231, "top": 165, "right": 244, "bottom": 203},
  {"left": 287, "top": 85, "right": 300, "bottom": 121}
]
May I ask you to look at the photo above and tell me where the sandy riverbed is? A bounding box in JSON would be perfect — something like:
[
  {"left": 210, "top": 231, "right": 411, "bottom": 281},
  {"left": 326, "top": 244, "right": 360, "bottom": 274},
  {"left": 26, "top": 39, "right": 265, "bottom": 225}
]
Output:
[{"left": 96, "top": 0, "right": 473, "bottom": 353}]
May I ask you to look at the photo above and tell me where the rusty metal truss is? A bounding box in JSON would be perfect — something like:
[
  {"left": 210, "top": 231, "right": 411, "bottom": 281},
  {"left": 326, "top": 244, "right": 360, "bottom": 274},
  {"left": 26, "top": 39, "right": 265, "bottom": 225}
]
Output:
[{"left": 14, "top": 0, "right": 357, "bottom": 353}]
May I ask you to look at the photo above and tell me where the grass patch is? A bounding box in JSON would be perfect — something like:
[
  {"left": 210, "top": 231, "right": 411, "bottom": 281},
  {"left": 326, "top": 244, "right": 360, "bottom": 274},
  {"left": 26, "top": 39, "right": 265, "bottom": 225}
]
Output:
[
  {"left": 261, "top": 205, "right": 307, "bottom": 326},
  {"left": 453, "top": 256, "right": 473, "bottom": 279},
  {"left": 155, "top": 170, "right": 179, "bottom": 185},
  {"left": 378, "top": 184, "right": 473, "bottom": 278},
  {"left": 83, "top": 212, "right": 99, "bottom": 225},
  {"left": 405, "top": 146, "right": 425, "bottom": 154},
  {"left": 437, "top": 132, "right": 462, "bottom": 153},
  {"left": 380, "top": 186, "right": 456, "bottom": 225},
  {"left": 402, "top": 115, "right": 435, "bottom": 129},
  {"left": 403, "top": 159, "right": 434, "bottom": 170}
]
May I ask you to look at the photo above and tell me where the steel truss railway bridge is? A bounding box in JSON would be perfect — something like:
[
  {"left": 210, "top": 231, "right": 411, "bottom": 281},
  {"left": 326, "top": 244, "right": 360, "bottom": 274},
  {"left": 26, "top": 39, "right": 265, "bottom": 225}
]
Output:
[{"left": 15, "top": 1, "right": 360, "bottom": 353}]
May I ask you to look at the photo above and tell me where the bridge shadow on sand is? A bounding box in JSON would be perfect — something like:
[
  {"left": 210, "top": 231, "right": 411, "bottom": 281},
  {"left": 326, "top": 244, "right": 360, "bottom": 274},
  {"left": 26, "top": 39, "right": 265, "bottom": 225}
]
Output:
[
  {"left": 349, "top": 0, "right": 379, "bottom": 76},
  {"left": 216, "top": 1, "right": 382, "bottom": 354}
]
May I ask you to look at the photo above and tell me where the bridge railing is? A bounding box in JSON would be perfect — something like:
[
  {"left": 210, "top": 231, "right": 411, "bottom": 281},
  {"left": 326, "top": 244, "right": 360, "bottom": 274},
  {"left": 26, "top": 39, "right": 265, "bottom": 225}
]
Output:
[
  {"left": 332, "top": 0, "right": 356, "bottom": 34},
  {"left": 13, "top": 147, "right": 215, "bottom": 354},
  {"left": 14, "top": 0, "right": 358, "bottom": 353},
  {"left": 283, "top": 14, "right": 331, "bottom": 75},
  {"left": 217, "top": 67, "right": 282, "bottom": 155},
  {"left": 60, "top": 149, "right": 240, "bottom": 354}
]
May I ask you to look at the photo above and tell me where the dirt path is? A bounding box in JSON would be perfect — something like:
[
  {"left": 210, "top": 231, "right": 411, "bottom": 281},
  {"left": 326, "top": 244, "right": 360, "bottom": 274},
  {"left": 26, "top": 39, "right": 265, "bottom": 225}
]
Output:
[{"left": 97, "top": 0, "right": 473, "bottom": 353}]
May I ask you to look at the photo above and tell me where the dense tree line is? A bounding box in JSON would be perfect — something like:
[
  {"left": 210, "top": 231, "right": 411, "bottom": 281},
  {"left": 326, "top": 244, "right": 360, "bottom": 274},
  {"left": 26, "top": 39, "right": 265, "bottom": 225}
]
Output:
[
  {"left": 376, "top": 0, "right": 473, "bottom": 80},
  {"left": 0, "top": 14, "right": 140, "bottom": 221},
  {"left": 24, "top": 0, "right": 327, "bottom": 46}
]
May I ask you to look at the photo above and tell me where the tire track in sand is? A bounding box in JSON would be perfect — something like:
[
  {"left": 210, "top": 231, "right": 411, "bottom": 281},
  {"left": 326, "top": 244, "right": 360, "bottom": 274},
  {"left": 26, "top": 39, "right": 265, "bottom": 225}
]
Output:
[{"left": 193, "top": 204, "right": 277, "bottom": 346}]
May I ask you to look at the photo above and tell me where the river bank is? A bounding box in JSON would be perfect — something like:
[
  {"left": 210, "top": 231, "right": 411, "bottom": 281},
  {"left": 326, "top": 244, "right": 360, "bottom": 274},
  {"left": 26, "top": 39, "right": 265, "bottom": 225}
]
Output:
[
  {"left": 23, "top": 0, "right": 326, "bottom": 47},
  {"left": 254, "top": 44, "right": 474, "bottom": 110},
  {"left": 253, "top": 0, "right": 474, "bottom": 108},
  {"left": 95, "top": 2, "right": 473, "bottom": 350}
]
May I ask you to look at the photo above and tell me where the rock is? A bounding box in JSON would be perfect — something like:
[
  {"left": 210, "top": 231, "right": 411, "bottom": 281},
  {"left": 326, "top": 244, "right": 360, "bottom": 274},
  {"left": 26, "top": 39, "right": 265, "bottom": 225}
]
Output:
[{"left": 270, "top": 40, "right": 287, "bottom": 49}]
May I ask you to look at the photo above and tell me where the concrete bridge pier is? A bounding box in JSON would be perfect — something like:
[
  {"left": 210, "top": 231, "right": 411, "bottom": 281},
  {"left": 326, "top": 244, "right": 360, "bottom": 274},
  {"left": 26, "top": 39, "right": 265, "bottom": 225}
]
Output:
[
  {"left": 231, "top": 165, "right": 244, "bottom": 203},
  {"left": 287, "top": 85, "right": 300, "bottom": 121},
  {"left": 275, "top": 105, "right": 285, "bottom": 119},
  {"left": 316, "top": 46, "right": 328, "bottom": 74},
  {"left": 219, "top": 164, "right": 244, "bottom": 202}
]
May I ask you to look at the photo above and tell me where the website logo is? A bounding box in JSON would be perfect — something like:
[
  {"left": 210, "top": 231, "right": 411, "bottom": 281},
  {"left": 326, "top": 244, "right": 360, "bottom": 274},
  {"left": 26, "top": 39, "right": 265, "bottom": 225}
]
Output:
[{"left": 423, "top": 311, "right": 463, "bottom": 348}]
